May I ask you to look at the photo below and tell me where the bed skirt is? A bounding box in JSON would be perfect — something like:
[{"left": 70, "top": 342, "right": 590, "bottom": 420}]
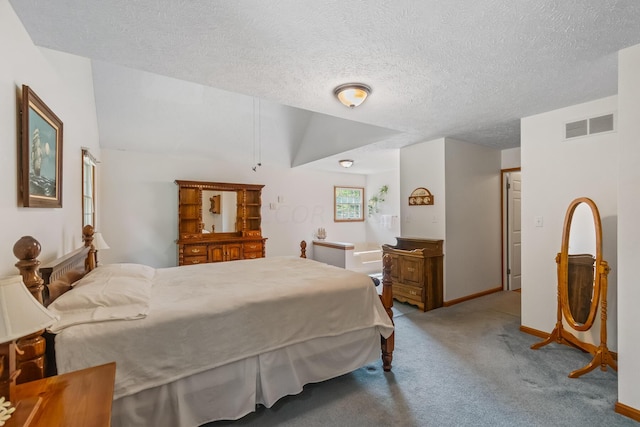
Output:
[{"left": 111, "top": 327, "right": 382, "bottom": 427}]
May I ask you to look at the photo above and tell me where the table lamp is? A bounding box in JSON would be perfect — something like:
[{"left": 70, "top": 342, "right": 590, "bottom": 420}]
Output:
[
  {"left": 92, "top": 232, "right": 110, "bottom": 266},
  {"left": 0, "top": 275, "right": 58, "bottom": 426}
]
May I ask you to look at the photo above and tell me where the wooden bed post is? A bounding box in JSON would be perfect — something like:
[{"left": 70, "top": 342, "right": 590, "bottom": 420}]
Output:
[
  {"left": 299, "top": 240, "right": 394, "bottom": 371},
  {"left": 13, "top": 236, "right": 47, "bottom": 383},
  {"left": 83, "top": 224, "right": 96, "bottom": 271},
  {"left": 381, "top": 254, "right": 394, "bottom": 372}
]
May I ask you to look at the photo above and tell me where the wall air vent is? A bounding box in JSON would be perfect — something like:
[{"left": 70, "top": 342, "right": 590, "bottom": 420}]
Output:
[
  {"left": 565, "top": 119, "right": 588, "bottom": 139},
  {"left": 565, "top": 113, "right": 615, "bottom": 140},
  {"left": 589, "top": 114, "right": 614, "bottom": 134}
]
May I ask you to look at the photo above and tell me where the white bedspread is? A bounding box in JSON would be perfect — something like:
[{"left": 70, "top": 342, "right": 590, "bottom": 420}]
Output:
[{"left": 54, "top": 257, "right": 394, "bottom": 399}]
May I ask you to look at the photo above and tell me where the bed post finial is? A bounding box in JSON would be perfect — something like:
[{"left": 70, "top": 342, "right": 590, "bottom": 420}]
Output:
[
  {"left": 83, "top": 224, "right": 96, "bottom": 271},
  {"left": 300, "top": 241, "right": 307, "bottom": 258},
  {"left": 13, "top": 236, "right": 44, "bottom": 304},
  {"left": 13, "top": 236, "right": 47, "bottom": 383}
]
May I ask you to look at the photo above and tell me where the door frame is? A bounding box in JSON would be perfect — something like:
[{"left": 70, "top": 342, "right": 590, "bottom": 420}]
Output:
[{"left": 501, "top": 167, "right": 521, "bottom": 290}]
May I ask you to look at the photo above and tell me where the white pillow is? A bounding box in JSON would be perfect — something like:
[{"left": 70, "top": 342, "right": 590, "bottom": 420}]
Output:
[
  {"left": 47, "top": 263, "right": 156, "bottom": 333},
  {"left": 74, "top": 263, "right": 157, "bottom": 283}
]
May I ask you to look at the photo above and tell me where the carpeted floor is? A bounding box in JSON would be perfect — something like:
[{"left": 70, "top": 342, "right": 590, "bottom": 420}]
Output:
[{"left": 210, "top": 291, "right": 634, "bottom": 427}]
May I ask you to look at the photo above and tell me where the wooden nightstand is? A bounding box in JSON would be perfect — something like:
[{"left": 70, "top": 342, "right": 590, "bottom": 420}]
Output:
[{"left": 7, "top": 362, "right": 116, "bottom": 427}]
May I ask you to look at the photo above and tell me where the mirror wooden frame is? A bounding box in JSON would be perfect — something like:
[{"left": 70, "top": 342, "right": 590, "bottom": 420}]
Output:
[
  {"left": 560, "top": 198, "right": 602, "bottom": 331},
  {"left": 531, "top": 197, "right": 617, "bottom": 378}
]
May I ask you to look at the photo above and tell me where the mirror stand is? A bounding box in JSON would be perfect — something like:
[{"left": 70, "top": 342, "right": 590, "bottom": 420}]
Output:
[
  {"left": 532, "top": 257, "right": 617, "bottom": 378},
  {"left": 530, "top": 197, "right": 617, "bottom": 378}
]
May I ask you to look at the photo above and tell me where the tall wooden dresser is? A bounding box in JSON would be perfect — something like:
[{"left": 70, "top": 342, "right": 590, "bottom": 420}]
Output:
[
  {"left": 382, "top": 237, "right": 444, "bottom": 311},
  {"left": 175, "top": 180, "right": 267, "bottom": 266}
]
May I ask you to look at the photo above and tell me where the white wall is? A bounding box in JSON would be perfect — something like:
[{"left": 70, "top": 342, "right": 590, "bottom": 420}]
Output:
[
  {"left": 399, "top": 138, "right": 502, "bottom": 302},
  {"left": 520, "top": 95, "right": 618, "bottom": 350},
  {"left": 501, "top": 147, "right": 521, "bottom": 169},
  {"left": 617, "top": 43, "right": 640, "bottom": 414},
  {"left": 365, "top": 156, "right": 401, "bottom": 246},
  {"left": 99, "top": 149, "right": 368, "bottom": 267},
  {"left": 444, "top": 138, "right": 502, "bottom": 301},
  {"left": 0, "top": 0, "right": 100, "bottom": 276},
  {"left": 400, "top": 139, "right": 447, "bottom": 239}
]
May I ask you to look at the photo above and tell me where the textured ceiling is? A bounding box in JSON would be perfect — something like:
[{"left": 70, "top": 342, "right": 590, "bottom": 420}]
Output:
[{"left": 9, "top": 0, "right": 640, "bottom": 173}]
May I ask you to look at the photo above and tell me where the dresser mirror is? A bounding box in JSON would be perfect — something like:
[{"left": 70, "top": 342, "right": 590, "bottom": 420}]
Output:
[
  {"left": 531, "top": 197, "right": 616, "bottom": 378},
  {"left": 201, "top": 190, "right": 237, "bottom": 233}
]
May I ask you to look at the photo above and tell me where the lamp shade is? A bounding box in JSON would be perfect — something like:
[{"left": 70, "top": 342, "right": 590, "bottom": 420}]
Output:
[
  {"left": 0, "top": 275, "right": 57, "bottom": 343},
  {"left": 93, "top": 232, "right": 110, "bottom": 250},
  {"left": 334, "top": 83, "right": 371, "bottom": 108}
]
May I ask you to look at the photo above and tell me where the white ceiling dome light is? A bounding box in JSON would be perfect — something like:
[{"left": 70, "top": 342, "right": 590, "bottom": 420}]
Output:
[{"left": 334, "top": 83, "right": 371, "bottom": 108}]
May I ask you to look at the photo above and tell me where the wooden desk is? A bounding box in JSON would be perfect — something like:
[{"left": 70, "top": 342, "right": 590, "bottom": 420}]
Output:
[{"left": 8, "top": 362, "right": 116, "bottom": 427}]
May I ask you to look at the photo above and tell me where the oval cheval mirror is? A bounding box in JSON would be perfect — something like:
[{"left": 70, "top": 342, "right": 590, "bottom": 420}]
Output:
[
  {"left": 564, "top": 201, "right": 598, "bottom": 330},
  {"left": 531, "top": 197, "right": 617, "bottom": 378}
]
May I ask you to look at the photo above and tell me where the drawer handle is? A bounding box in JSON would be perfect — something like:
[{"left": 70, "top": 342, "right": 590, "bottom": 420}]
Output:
[
  {"left": 192, "top": 248, "right": 200, "bottom": 253},
  {"left": 410, "top": 290, "right": 417, "bottom": 295},
  {"left": 247, "top": 254, "right": 256, "bottom": 258},
  {"left": 248, "top": 244, "right": 257, "bottom": 249},
  {"left": 192, "top": 260, "right": 200, "bottom": 264},
  {"left": 407, "top": 267, "right": 415, "bottom": 272}
]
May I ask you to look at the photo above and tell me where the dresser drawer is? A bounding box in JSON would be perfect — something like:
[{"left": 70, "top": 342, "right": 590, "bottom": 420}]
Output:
[
  {"left": 184, "top": 245, "right": 207, "bottom": 256},
  {"left": 393, "top": 282, "right": 423, "bottom": 301},
  {"left": 183, "top": 255, "right": 207, "bottom": 265},
  {"left": 399, "top": 257, "right": 424, "bottom": 286},
  {"left": 243, "top": 251, "right": 263, "bottom": 260},
  {"left": 244, "top": 242, "right": 263, "bottom": 252}
]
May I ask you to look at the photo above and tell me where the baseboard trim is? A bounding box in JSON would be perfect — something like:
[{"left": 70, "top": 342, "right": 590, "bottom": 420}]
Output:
[
  {"left": 615, "top": 401, "right": 640, "bottom": 422},
  {"left": 443, "top": 286, "right": 503, "bottom": 307},
  {"left": 519, "top": 325, "right": 549, "bottom": 339}
]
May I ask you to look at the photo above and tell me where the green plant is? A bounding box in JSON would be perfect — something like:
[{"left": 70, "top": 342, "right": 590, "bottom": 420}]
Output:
[{"left": 368, "top": 185, "right": 388, "bottom": 216}]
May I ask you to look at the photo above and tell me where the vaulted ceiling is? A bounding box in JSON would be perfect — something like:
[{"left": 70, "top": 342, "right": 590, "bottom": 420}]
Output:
[{"left": 9, "top": 1, "right": 640, "bottom": 173}]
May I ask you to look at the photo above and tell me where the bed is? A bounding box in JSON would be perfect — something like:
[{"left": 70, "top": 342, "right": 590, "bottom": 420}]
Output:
[{"left": 12, "top": 227, "right": 395, "bottom": 427}]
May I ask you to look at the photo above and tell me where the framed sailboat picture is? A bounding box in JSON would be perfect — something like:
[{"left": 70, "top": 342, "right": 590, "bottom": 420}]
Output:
[{"left": 20, "top": 85, "right": 63, "bottom": 208}]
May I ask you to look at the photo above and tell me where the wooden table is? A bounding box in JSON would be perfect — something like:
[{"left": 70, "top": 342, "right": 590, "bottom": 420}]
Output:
[{"left": 7, "top": 362, "right": 116, "bottom": 427}]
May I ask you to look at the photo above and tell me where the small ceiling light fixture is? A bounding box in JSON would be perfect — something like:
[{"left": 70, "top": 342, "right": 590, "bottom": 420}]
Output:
[
  {"left": 334, "top": 83, "right": 371, "bottom": 108},
  {"left": 339, "top": 159, "right": 354, "bottom": 168}
]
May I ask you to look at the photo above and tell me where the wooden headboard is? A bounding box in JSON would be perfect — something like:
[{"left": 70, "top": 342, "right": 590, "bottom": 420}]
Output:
[
  {"left": 40, "top": 246, "right": 90, "bottom": 287},
  {"left": 12, "top": 225, "right": 97, "bottom": 382}
]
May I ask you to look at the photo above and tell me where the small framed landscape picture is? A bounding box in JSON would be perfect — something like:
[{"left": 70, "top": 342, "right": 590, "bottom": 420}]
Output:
[{"left": 20, "top": 85, "right": 63, "bottom": 208}]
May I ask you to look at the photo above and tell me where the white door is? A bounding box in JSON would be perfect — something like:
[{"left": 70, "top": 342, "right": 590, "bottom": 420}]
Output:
[{"left": 507, "top": 172, "right": 522, "bottom": 290}]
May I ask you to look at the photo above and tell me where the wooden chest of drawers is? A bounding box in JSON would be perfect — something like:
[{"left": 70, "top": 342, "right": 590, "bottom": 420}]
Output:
[
  {"left": 382, "top": 237, "right": 444, "bottom": 311},
  {"left": 178, "top": 238, "right": 266, "bottom": 265}
]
